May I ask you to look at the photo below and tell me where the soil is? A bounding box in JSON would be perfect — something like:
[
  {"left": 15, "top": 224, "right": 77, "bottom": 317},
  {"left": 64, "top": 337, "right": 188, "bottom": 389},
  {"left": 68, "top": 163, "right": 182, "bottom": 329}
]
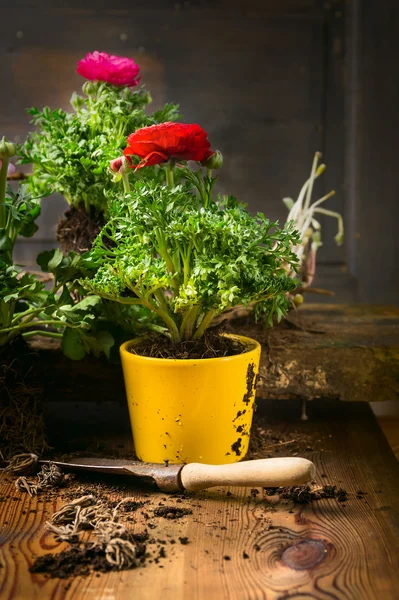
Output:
[
  {"left": 0, "top": 337, "right": 48, "bottom": 458},
  {"left": 264, "top": 485, "right": 348, "bottom": 504},
  {"left": 30, "top": 546, "right": 114, "bottom": 578},
  {"left": 56, "top": 206, "right": 105, "bottom": 254},
  {"left": 129, "top": 329, "right": 248, "bottom": 360},
  {"left": 153, "top": 506, "right": 193, "bottom": 519}
]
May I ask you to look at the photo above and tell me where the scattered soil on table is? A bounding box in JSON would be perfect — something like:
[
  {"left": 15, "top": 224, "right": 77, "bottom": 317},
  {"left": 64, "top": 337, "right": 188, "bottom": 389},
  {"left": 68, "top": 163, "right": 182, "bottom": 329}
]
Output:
[
  {"left": 56, "top": 206, "right": 104, "bottom": 254},
  {"left": 0, "top": 337, "right": 48, "bottom": 459},
  {"left": 122, "top": 500, "right": 146, "bottom": 512},
  {"left": 30, "top": 540, "right": 147, "bottom": 579},
  {"left": 247, "top": 413, "right": 320, "bottom": 460},
  {"left": 264, "top": 485, "right": 348, "bottom": 504},
  {"left": 153, "top": 506, "right": 193, "bottom": 519},
  {"left": 31, "top": 545, "right": 113, "bottom": 578},
  {"left": 129, "top": 328, "right": 248, "bottom": 360}
]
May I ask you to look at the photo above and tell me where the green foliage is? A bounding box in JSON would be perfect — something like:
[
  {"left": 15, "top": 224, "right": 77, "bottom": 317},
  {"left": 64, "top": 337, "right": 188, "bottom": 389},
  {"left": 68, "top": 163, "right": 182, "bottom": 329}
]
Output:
[
  {"left": 20, "top": 82, "right": 181, "bottom": 214},
  {"left": 0, "top": 184, "right": 41, "bottom": 264},
  {"left": 32, "top": 248, "right": 157, "bottom": 359},
  {"left": 81, "top": 172, "right": 300, "bottom": 342},
  {"left": 0, "top": 150, "right": 114, "bottom": 358}
]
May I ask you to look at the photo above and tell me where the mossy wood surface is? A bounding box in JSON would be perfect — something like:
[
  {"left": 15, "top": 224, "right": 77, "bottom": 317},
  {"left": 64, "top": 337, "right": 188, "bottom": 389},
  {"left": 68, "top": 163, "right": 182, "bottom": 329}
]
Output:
[{"left": 31, "top": 304, "right": 399, "bottom": 406}]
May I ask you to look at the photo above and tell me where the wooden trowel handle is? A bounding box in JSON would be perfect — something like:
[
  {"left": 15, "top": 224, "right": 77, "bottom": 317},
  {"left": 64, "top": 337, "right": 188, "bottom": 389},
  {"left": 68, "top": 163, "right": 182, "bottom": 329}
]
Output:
[{"left": 180, "top": 457, "right": 316, "bottom": 492}]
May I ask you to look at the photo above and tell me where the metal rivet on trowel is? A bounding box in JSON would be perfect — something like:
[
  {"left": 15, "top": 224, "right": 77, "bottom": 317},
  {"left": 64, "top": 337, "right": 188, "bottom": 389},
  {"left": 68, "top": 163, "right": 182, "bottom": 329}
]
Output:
[{"left": 281, "top": 539, "right": 327, "bottom": 570}]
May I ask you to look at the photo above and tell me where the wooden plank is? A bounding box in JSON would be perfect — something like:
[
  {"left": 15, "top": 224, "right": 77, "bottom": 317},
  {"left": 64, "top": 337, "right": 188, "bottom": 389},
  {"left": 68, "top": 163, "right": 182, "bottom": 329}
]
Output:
[
  {"left": 0, "top": 399, "right": 398, "bottom": 599},
  {"left": 30, "top": 305, "right": 399, "bottom": 418}
]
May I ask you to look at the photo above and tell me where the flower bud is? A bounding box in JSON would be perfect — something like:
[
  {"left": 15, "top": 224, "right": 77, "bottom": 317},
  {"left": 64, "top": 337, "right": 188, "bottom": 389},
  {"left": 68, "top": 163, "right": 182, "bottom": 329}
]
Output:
[
  {"left": 82, "top": 80, "right": 99, "bottom": 96},
  {"left": 70, "top": 92, "right": 85, "bottom": 111},
  {"left": 0, "top": 137, "right": 17, "bottom": 160},
  {"left": 110, "top": 155, "right": 131, "bottom": 174},
  {"left": 135, "top": 89, "right": 152, "bottom": 105},
  {"left": 293, "top": 293, "right": 304, "bottom": 307},
  {"left": 200, "top": 150, "right": 223, "bottom": 170}
]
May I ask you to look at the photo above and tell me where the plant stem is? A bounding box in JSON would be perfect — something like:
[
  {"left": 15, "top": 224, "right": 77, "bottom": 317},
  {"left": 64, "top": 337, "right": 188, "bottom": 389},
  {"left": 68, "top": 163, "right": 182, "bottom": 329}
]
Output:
[
  {"left": 0, "top": 156, "right": 9, "bottom": 229},
  {"left": 302, "top": 152, "right": 320, "bottom": 217},
  {"left": 0, "top": 320, "right": 76, "bottom": 334},
  {"left": 122, "top": 172, "right": 130, "bottom": 193},
  {"left": 165, "top": 163, "right": 175, "bottom": 188},
  {"left": 192, "top": 309, "right": 216, "bottom": 340},
  {"left": 155, "top": 229, "right": 179, "bottom": 293},
  {"left": 153, "top": 290, "right": 180, "bottom": 343},
  {"left": 22, "top": 330, "right": 63, "bottom": 339},
  {"left": 11, "top": 306, "right": 44, "bottom": 326},
  {"left": 179, "top": 305, "right": 201, "bottom": 341}
]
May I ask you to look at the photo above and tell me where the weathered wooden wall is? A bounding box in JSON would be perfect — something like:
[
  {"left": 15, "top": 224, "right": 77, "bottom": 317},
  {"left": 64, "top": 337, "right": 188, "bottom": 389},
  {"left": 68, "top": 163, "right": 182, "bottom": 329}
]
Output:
[{"left": 2, "top": 0, "right": 398, "bottom": 303}]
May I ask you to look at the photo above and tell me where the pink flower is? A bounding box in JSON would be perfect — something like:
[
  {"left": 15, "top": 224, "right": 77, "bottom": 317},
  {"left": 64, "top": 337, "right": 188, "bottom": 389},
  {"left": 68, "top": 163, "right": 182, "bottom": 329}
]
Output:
[
  {"left": 0, "top": 160, "right": 16, "bottom": 176},
  {"left": 77, "top": 51, "right": 141, "bottom": 87}
]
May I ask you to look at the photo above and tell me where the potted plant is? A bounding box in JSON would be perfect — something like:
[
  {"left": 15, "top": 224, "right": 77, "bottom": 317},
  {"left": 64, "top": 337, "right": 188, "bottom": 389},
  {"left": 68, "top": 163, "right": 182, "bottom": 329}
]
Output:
[
  {"left": 80, "top": 122, "right": 300, "bottom": 465},
  {"left": 20, "top": 51, "right": 180, "bottom": 253}
]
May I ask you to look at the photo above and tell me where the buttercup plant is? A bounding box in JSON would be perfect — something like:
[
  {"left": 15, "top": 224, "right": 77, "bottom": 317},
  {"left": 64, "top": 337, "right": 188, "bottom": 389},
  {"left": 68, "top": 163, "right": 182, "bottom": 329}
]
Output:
[
  {"left": 81, "top": 123, "right": 300, "bottom": 345},
  {"left": 20, "top": 51, "right": 180, "bottom": 250}
]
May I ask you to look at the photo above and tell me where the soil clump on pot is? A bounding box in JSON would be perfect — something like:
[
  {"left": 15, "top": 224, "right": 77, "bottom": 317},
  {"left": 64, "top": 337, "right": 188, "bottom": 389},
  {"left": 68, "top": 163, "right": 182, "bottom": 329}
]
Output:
[
  {"left": 56, "top": 206, "right": 104, "bottom": 254},
  {"left": 129, "top": 329, "right": 248, "bottom": 360},
  {"left": 0, "top": 337, "right": 48, "bottom": 459}
]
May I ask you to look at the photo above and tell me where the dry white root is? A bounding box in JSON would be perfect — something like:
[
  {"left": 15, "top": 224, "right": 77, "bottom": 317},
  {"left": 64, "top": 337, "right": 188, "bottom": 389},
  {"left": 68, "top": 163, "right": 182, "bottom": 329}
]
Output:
[
  {"left": 2, "top": 453, "right": 38, "bottom": 474},
  {"left": 46, "top": 495, "right": 142, "bottom": 569},
  {"left": 51, "top": 495, "right": 96, "bottom": 525},
  {"left": 15, "top": 476, "right": 38, "bottom": 496},
  {"left": 13, "top": 462, "right": 64, "bottom": 497}
]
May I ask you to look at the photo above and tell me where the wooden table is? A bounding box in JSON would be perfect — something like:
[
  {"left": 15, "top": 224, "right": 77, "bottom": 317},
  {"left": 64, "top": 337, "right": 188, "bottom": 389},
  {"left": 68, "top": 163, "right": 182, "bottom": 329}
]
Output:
[{"left": 1, "top": 399, "right": 398, "bottom": 600}]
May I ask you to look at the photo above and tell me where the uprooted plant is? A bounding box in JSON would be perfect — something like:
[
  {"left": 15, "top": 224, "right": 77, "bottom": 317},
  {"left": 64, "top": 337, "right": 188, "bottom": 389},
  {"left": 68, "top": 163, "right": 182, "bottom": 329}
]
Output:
[
  {"left": 80, "top": 122, "right": 300, "bottom": 348},
  {"left": 283, "top": 151, "right": 344, "bottom": 295}
]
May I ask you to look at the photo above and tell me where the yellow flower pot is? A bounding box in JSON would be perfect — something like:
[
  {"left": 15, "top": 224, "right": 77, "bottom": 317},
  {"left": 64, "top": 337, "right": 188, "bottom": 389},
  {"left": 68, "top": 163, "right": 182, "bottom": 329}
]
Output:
[{"left": 120, "top": 334, "right": 261, "bottom": 464}]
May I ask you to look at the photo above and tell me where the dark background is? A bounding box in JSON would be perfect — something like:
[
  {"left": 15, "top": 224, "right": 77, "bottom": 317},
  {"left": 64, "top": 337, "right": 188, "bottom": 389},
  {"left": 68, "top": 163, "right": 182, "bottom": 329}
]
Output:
[{"left": 1, "top": 0, "right": 398, "bottom": 304}]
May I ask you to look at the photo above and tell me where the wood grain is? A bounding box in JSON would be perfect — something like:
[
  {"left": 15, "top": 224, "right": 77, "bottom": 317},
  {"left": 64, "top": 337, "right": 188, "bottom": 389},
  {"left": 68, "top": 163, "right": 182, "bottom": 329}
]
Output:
[{"left": 0, "top": 400, "right": 398, "bottom": 599}]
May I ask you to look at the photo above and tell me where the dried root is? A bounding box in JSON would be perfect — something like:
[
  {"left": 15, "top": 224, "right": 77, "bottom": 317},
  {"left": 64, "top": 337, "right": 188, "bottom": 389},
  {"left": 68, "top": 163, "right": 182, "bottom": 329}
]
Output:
[
  {"left": 10, "top": 461, "right": 64, "bottom": 497},
  {"left": 45, "top": 495, "right": 143, "bottom": 570},
  {"left": 37, "top": 462, "right": 64, "bottom": 488},
  {"left": 2, "top": 453, "right": 38, "bottom": 474},
  {"left": 15, "top": 476, "right": 38, "bottom": 496}
]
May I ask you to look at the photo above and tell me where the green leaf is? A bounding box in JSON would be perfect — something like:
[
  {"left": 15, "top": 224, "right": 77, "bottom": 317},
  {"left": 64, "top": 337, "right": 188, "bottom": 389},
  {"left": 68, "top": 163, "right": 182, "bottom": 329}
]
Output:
[
  {"left": 48, "top": 248, "right": 64, "bottom": 271},
  {"left": 0, "top": 232, "right": 12, "bottom": 251},
  {"left": 61, "top": 328, "right": 87, "bottom": 360},
  {"left": 37, "top": 249, "right": 55, "bottom": 272}
]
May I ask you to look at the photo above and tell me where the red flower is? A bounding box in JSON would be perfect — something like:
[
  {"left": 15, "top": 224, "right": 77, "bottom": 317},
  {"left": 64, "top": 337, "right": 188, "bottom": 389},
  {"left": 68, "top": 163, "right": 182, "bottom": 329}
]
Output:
[
  {"left": 124, "top": 122, "right": 212, "bottom": 169},
  {"left": 77, "top": 51, "right": 140, "bottom": 87}
]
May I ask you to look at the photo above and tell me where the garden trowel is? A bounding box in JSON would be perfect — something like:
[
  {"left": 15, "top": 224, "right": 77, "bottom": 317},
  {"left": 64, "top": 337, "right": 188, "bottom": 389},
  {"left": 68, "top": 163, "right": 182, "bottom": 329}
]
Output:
[{"left": 41, "top": 456, "right": 316, "bottom": 493}]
